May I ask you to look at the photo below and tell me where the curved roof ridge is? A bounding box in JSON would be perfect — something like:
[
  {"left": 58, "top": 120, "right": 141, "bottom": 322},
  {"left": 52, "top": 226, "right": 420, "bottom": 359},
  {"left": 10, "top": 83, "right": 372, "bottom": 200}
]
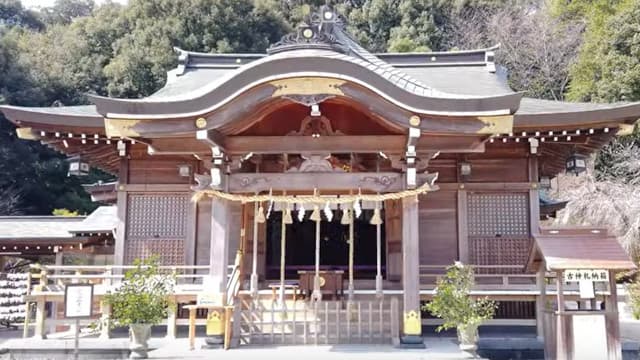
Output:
[{"left": 170, "top": 44, "right": 500, "bottom": 63}]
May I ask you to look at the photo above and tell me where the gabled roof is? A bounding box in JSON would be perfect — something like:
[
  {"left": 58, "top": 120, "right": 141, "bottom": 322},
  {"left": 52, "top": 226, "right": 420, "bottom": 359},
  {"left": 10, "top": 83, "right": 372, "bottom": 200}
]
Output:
[
  {"left": 85, "top": 7, "right": 521, "bottom": 119},
  {"left": 527, "top": 227, "right": 636, "bottom": 271}
]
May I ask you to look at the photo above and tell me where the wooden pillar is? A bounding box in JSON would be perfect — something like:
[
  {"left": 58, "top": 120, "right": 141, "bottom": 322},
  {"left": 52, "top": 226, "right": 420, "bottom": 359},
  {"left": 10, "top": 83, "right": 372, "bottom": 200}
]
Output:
[
  {"left": 114, "top": 158, "right": 128, "bottom": 268},
  {"left": 347, "top": 208, "right": 355, "bottom": 301},
  {"left": 400, "top": 195, "right": 424, "bottom": 347},
  {"left": 34, "top": 269, "right": 47, "bottom": 339},
  {"left": 312, "top": 207, "right": 322, "bottom": 301},
  {"left": 456, "top": 188, "right": 469, "bottom": 263},
  {"left": 606, "top": 270, "right": 622, "bottom": 360},
  {"left": 185, "top": 200, "right": 198, "bottom": 266},
  {"left": 250, "top": 202, "right": 259, "bottom": 296},
  {"left": 209, "top": 198, "right": 231, "bottom": 294},
  {"left": 536, "top": 260, "right": 546, "bottom": 340},
  {"left": 555, "top": 270, "right": 567, "bottom": 360},
  {"left": 165, "top": 297, "right": 177, "bottom": 339},
  {"left": 99, "top": 266, "right": 112, "bottom": 339},
  {"left": 375, "top": 202, "right": 383, "bottom": 298},
  {"left": 49, "top": 251, "right": 63, "bottom": 334},
  {"left": 278, "top": 199, "right": 288, "bottom": 306}
]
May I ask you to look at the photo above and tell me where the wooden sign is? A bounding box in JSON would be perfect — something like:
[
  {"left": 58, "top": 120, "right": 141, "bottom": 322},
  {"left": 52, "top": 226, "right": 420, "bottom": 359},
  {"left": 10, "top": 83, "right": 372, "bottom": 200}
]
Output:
[
  {"left": 564, "top": 269, "right": 608, "bottom": 282},
  {"left": 64, "top": 284, "right": 94, "bottom": 318},
  {"left": 197, "top": 293, "right": 223, "bottom": 306}
]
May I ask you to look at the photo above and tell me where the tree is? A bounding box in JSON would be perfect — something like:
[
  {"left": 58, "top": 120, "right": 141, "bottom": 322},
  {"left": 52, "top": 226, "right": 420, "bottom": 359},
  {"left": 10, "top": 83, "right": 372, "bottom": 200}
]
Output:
[
  {"left": 40, "top": 0, "right": 95, "bottom": 25},
  {"left": 562, "top": 0, "right": 639, "bottom": 102},
  {"left": 446, "top": 1, "right": 583, "bottom": 100},
  {"left": 0, "top": 0, "right": 43, "bottom": 30},
  {"left": 104, "top": 0, "right": 289, "bottom": 98}
]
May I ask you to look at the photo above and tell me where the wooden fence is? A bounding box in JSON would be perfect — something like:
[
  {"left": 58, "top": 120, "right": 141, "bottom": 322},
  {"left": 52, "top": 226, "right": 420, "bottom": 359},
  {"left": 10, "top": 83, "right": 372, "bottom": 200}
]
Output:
[{"left": 239, "top": 298, "right": 400, "bottom": 346}]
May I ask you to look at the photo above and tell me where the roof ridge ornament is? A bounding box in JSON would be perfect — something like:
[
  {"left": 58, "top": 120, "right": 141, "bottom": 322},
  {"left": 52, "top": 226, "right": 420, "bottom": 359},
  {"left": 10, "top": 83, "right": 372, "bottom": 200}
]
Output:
[{"left": 267, "top": 5, "right": 348, "bottom": 55}]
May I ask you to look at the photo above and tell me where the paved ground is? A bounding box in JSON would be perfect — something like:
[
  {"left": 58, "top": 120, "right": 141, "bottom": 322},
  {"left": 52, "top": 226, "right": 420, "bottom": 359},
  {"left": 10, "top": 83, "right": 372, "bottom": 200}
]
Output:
[{"left": 149, "top": 338, "right": 476, "bottom": 360}]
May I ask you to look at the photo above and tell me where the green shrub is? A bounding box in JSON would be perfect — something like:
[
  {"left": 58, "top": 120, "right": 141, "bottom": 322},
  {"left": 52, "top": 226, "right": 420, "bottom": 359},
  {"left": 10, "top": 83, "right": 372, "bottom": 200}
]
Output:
[
  {"left": 424, "top": 262, "right": 497, "bottom": 332},
  {"left": 103, "top": 256, "right": 175, "bottom": 327}
]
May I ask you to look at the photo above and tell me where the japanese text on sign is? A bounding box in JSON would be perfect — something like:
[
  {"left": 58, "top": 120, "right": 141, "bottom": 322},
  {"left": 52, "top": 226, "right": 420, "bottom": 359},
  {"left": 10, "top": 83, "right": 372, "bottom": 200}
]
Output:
[
  {"left": 564, "top": 269, "right": 609, "bottom": 282},
  {"left": 64, "top": 284, "right": 94, "bottom": 318}
]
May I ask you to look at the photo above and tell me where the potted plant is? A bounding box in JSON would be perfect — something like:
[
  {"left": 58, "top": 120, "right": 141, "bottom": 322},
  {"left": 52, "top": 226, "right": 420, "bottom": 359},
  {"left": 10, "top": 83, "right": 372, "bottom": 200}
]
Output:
[
  {"left": 103, "top": 256, "right": 175, "bottom": 359},
  {"left": 424, "top": 262, "right": 496, "bottom": 358}
]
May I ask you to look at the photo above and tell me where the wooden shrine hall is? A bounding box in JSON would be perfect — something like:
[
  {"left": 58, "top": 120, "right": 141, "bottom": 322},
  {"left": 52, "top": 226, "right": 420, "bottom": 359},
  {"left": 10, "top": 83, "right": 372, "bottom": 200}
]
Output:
[{"left": 1, "top": 5, "right": 639, "bottom": 354}]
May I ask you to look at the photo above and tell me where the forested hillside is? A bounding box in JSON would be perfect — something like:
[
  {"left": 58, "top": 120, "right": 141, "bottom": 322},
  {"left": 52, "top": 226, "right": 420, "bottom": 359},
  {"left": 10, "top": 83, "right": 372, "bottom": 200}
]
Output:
[{"left": 0, "top": 0, "right": 638, "bottom": 254}]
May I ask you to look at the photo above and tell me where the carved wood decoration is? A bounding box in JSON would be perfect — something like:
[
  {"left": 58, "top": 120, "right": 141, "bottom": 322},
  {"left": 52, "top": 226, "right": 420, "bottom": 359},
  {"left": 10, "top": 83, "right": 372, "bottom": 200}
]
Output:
[
  {"left": 125, "top": 193, "right": 189, "bottom": 265},
  {"left": 287, "top": 116, "right": 344, "bottom": 137},
  {"left": 286, "top": 154, "right": 343, "bottom": 173},
  {"left": 226, "top": 172, "right": 408, "bottom": 193}
]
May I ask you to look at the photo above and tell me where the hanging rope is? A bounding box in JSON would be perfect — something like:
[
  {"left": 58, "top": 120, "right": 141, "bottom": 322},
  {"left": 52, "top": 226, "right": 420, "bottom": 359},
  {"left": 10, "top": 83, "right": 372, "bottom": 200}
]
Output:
[{"left": 192, "top": 181, "right": 436, "bottom": 204}]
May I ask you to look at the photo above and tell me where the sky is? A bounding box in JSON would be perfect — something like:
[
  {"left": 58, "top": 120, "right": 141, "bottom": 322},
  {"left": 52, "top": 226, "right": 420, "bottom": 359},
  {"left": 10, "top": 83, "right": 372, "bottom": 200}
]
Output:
[{"left": 22, "top": 0, "right": 128, "bottom": 9}]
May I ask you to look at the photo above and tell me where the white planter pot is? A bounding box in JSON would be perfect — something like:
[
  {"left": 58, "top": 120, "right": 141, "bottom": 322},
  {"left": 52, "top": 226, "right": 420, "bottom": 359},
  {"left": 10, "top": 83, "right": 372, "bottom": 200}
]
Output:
[
  {"left": 457, "top": 324, "right": 479, "bottom": 359},
  {"left": 129, "top": 324, "right": 152, "bottom": 359}
]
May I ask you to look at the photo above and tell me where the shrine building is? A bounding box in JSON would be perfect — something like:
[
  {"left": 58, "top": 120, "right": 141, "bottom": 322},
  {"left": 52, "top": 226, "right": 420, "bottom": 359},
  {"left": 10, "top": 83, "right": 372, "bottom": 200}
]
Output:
[{"left": 1, "top": 5, "right": 638, "bottom": 356}]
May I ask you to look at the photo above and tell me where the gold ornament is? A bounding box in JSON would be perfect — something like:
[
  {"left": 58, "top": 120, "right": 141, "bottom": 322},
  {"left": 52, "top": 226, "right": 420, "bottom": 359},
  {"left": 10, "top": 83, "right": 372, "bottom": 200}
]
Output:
[{"left": 195, "top": 117, "right": 208, "bottom": 129}]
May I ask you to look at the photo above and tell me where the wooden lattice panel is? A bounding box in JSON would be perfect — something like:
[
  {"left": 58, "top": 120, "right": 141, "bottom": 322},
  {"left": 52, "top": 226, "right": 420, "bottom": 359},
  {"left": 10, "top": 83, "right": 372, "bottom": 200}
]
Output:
[
  {"left": 124, "top": 239, "right": 185, "bottom": 265},
  {"left": 467, "top": 193, "right": 529, "bottom": 237},
  {"left": 469, "top": 237, "right": 531, "bottom": 273},
  {"left": 126, "top": 194, "right": 189, "bottom": 240}
]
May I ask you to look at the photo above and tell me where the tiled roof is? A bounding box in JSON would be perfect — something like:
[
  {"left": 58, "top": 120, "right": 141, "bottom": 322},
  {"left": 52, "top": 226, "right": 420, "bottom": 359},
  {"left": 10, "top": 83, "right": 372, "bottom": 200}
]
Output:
[
  {"left": 0, "top": 206, "right": 116, "bottom": 240},
  {"left": 68, "top": 206, "right": 117, "bottom": 234},
  {"left": 0, "top": 217, "right": 85, "bottom": 240}
]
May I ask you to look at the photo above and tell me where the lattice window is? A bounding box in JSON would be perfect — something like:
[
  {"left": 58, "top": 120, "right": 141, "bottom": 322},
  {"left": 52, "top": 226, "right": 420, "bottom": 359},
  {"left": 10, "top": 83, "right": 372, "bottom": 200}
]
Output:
[
  {"left": 467, "top": 193, "right": 529, "bottom": 237},
  {"left": 125, "top": 239, "right": 185, "bottom": 265},
  {"left": 126, "top": 194, "right": 189, "bottom": 240},
  {"left": 469, "top": 237, "right": 531, "bottom": 273}
]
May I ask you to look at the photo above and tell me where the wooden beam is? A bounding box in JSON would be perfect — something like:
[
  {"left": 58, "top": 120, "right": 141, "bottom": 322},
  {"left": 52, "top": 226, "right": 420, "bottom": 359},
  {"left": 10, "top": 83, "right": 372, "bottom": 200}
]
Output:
[
  {"left": 196, "top": 129, "right": 226, "bottom": 152},
  {"left": 226, "top": 172, "right": 437, "bottom": 193},
  {"left": 223, "top": 135, "right": 486, "bottom": 155}
]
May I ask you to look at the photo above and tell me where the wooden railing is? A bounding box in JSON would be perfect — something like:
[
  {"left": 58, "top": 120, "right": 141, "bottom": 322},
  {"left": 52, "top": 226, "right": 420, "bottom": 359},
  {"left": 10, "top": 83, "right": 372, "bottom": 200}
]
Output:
[
  {"left": 419, "top": 264, "right": 537, "bottom": 291},
  {"left": 22, "top": 263, "right": 237, "bottom": 340},
  {"left": 419, "top": 265, "right": 590, "bottom": 294}
]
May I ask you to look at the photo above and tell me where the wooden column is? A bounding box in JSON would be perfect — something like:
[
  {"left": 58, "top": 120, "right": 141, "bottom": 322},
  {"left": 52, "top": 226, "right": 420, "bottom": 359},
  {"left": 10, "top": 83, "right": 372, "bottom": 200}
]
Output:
[
  {"left": 185, "top": 200, "right": 198, "bottom": 265},
  {"left": 278, "top": 199, "right": 288, "bottom": 305},
  {"left": 536, "top": 260, "right": 546, "bottom": 340},
  {"left": 375, "top": 202, "right": 383, "bottom": 298},
  {"left": 400, "top": 195, "right": 423, "bottom": 346},
  {"left": 456, "top": 187, "right": 469, "bottom": 263},
  {"left": 347, "top": 208, "right": 355, "bottom": 301},
  {"left": 555, "top": 270, "right": 567, "bottom": 360},
  {"left": 114, "top": 158, "right": 129, "bottom": 267},
  {"left": 209, "top": 198, "right": 231, "bottom": 293},
  {"left": 312, "top": 207, "right": 322, "bottom": 301},
  {"left": 250, "top": 202, "right": 259, "bottom": 296},
  {"left": 606, "top": 270, "right": 622, "bottom": 360}
]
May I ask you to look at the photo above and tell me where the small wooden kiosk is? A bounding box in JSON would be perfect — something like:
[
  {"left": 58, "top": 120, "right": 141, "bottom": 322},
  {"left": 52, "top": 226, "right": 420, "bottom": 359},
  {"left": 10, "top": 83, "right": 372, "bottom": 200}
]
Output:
[{"left": 528, "top": 227, "right": 636, "bottom": 360}]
